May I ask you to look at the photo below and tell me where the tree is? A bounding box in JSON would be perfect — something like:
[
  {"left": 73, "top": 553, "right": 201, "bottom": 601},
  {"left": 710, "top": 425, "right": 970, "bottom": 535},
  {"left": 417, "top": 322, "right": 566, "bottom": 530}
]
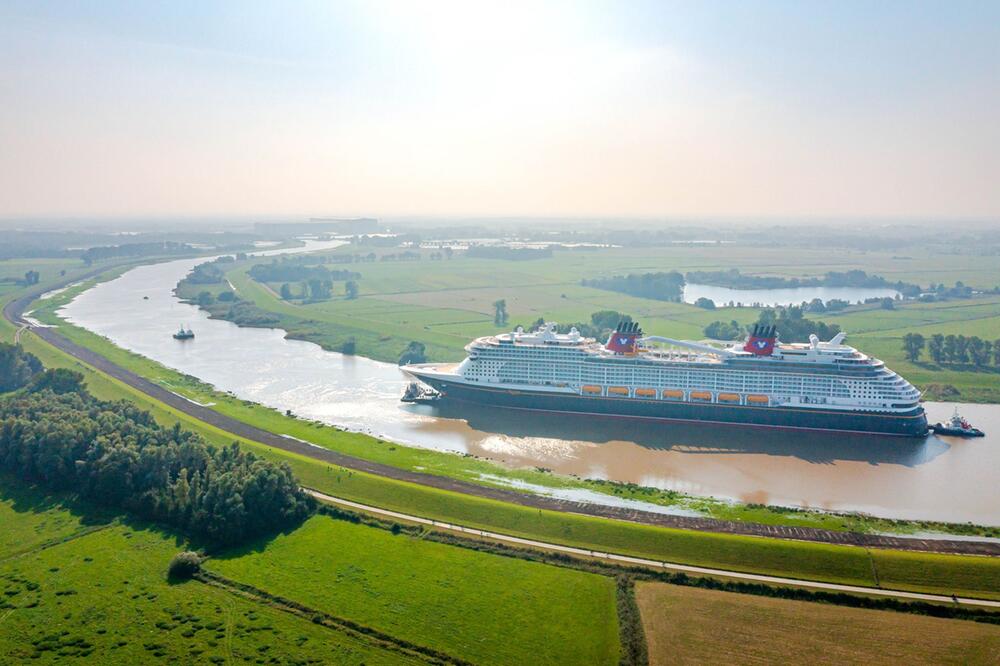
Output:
[
  {"left": 28, "top": 368, "right": 85, "bottom": 394},
  {"left": 590, "top": 311, "right": 631, "bottom": 331},
  {"left": 493, "top": 299, "right": 509, "bottom": 327},
  {"left": 0, "top": 343, "right": 43, "bottom": 392},
  {"left": 196, "top": 291, "right": 214, "bottom": 307},
  {"left": 806, "top": 298, "right": 826, "bottom": 313},
  {"left": 995, "top": 339, "right": 1000, "bottom": 367},
  {"left": 902, "top": 333, "right": 925, "bottom": 362},
  {"left": 168, "top": 551, "right": 202, "bottom": 580},
  {"left": 954, "top": 335, "right": 970, "bottom": 364},
  {"left": 693, "top": 297, "right": 716, "bottom": 310},
  {"left": 928, "top": 334, "right": 945, "bottom": 364},
  {"left": 280, "top": 283, "right": 293, "bottom": 300},
  {"left": 341, "top": 337, "right": 356, "bottom": 355},
  {"left": 704, "top": 320, "right": 743, "bottom": 341},
  {"left": 399, "top": 341, "right": 426, "bottom": 365},
  {"left": 968, "top": 336, "right": 990, "bottom": 367},
  {"left": 345, "top": 280, "right": 359, "bottom": 300},
  {"left": 943, "top": 334, "right": 958, "bottom": 362},
  {"left": 23, "top": 270, "right": 40, "bottom": 285}
]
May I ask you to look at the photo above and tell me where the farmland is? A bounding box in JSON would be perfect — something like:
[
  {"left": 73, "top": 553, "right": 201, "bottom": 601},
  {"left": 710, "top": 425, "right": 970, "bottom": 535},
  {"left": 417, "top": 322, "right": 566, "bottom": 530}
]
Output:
[
  {"left": 635, "top": 582, "right": 1000, "bottom": 665},
  {"left": 179, "top": 242, "right": 1000, "bottom": 401},
  {"left": 208, "top": 514, "right": 620, "bottom": 666}
]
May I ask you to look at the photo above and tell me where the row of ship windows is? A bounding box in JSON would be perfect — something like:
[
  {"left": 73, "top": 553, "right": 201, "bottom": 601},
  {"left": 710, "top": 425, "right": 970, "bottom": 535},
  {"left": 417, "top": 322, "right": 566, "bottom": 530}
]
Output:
[{"left": 470, "top": 364, "right": 907, "bottom": 395}]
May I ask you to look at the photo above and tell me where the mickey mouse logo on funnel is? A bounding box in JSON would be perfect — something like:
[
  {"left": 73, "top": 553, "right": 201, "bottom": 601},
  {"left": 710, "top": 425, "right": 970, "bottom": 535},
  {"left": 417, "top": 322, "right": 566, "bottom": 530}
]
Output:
[
  {"left": 744, "top": 324, "right": 777, "bottom": 356},
  {"left": 605, "top": 320, "right": 643, "bottom": 354}
]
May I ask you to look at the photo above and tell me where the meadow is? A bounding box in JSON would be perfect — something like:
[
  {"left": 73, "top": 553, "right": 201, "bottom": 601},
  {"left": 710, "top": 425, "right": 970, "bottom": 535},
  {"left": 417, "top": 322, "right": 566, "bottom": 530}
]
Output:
[
  {"left": 26, "top": 278, "right": 1000, "bottom": 539},
  {"left": 635, "top": 581, "right": 1000, "bottom": 665},
  {"left": 0, "top": 477, "right": 423, "bottom": 664},
  {"left": 209, "top": 514, "right": 620, "bottom": 666},
  {"left": 184, "top": 242, "right": 1000, "bottom": 401}
]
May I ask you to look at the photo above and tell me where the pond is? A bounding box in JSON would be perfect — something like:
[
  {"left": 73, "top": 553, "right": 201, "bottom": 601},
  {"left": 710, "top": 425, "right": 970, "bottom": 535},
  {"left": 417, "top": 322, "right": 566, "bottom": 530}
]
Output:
[{"left": 683, "top": 283, "right": 901, "bottom": 307}]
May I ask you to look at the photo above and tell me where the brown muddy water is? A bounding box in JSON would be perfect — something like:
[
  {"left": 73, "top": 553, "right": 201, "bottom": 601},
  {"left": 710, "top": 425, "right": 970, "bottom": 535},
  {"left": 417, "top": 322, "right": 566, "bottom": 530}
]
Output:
[{"left": 57, "top": 242, "right": 1000, "bottom": 524}]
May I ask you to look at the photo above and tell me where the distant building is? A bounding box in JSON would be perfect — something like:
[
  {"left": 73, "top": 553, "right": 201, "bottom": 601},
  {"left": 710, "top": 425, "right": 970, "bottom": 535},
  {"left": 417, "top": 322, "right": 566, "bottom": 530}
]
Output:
[{"left": 255, "top": 218, "right": 381, "bottom": 237}]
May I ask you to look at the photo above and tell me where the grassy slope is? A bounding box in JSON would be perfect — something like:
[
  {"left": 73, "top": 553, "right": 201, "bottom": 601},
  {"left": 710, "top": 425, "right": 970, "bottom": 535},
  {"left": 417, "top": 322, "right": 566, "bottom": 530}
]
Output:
[
  {"left": 635, "top": 581, "right": 1000, "bottom": 666},
  {"left": 209, "top": 514, "right": 620, "bottom": 666},
  {"left": 10, "top": 327, "right": 1000, "bottom": 601}
]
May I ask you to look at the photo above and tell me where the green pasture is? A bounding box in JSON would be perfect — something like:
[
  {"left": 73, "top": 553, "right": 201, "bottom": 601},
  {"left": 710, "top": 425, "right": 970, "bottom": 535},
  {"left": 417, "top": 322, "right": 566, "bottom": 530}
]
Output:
[
  {"left": 197, "top": 244, "right": 1000, "bottom": 400},
  {"left": 11, "top": 325, "right": 1000, "bottom": 602},
  {"left": 210, "top": 514, "right": 620, "bottom": 666},
  {"left": 25, "top": 288, "right": 1000, "bottom": 538},
  {"left": 0, "top": 484, "right": 418, "bottom": 664}
]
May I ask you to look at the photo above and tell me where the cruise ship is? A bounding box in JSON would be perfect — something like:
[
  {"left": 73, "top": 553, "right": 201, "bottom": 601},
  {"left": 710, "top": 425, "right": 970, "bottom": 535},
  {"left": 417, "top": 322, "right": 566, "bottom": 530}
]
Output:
[{"left": 403, "top": 321, "right": 928, "bottom": 437}]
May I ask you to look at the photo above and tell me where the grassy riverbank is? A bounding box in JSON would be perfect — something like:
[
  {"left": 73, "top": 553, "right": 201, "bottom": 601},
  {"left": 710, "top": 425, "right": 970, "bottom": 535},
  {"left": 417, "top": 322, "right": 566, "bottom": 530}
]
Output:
[
  {"left": 11, "top": 326, "right": 1000, "bottom": 601},
  {"left": 25, "top": 278, "right": 1000, "bottom": 538},
  {"left": 171, "top": 242, "right": 1000, "bottom": 401}
]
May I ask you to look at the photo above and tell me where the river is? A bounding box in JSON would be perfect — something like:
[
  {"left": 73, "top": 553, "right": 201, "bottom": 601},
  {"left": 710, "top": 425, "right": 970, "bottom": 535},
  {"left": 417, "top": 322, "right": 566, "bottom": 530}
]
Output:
[{"left": 58, "top": 242, "right": 1000, "bottom": 524}]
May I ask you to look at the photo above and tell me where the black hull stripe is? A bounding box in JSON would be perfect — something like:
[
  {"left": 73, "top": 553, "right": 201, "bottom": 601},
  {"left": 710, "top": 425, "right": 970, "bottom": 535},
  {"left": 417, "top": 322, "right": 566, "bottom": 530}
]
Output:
[{"left": 419, "top": 379, "right": 929, "bottom": 437}]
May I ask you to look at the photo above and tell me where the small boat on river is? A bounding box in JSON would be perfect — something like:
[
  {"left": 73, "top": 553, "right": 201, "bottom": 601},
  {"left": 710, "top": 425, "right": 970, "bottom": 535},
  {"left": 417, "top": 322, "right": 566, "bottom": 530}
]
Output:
[
  {"left": 401, "top": 382, "right": 440, "bottom": 405},
  {"left": 931, "top": 409, "right": 984, "bottom": 437},
  {"left": 173, "top": 325, "right": 195, "bottom": 340}
]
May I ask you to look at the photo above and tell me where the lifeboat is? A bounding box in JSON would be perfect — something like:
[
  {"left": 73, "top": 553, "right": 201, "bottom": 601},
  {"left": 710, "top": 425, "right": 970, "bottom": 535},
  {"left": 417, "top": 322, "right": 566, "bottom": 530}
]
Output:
[
  {"left": 662, "top": 389, "right": 684, "bottom": 400},
  {"left": 746, "top": 394, "right": 769, "bottom": 405},
  {"left": 608, "top": 386, "right": 630, "bottom": 396},
  {"left": 718, "top": 393, "right": 741, "bottom": 403},
  {"left": 689, "top": 391, "right": 713, "bottom": 401},
  {"left": 581, "top": 385, "right": 603, "bottom": 395},
  {"left": 635, "top": 388, "right": 657, "bottom": 398}
]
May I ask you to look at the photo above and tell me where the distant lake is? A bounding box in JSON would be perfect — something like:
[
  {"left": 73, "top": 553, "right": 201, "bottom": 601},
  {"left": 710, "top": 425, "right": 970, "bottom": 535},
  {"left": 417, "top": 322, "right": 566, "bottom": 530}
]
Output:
[{"left": 683, "top": 283, "right": 901, "bottom": 308}]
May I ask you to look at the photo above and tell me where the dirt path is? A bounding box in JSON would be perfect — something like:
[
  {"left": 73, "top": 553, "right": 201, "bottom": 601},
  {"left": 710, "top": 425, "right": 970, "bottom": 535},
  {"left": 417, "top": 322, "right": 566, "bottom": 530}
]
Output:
[{"left": 5, "top": 274, "right": 1000, "bottom": 558}]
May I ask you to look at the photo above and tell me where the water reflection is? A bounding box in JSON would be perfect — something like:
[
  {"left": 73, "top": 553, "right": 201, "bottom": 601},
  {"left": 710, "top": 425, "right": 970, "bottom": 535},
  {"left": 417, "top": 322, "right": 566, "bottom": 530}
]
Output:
[{"left": 408, "top": 401, "right": 949, "bottom": 467}]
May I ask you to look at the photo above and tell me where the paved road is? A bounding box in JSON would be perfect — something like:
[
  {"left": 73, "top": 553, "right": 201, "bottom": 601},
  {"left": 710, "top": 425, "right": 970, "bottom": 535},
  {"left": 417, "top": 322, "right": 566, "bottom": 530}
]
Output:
[
  {"left": 5, "top": 272, "right": 1000, "bottom": 559},
  {"left": 305, "top": 489, "right": 1000, "bottom": 610}
]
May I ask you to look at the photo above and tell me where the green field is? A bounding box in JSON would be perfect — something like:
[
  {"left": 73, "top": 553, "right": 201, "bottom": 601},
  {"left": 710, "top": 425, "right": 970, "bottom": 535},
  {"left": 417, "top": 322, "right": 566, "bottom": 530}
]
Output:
[
  {"left": 0, "top": 477, "right": 424, "bottom": 664},
  {"left": 8, "top": 312, "right": 1000, "bottom": 602},
  {"left": 178, "top": 243, "right": 1000, "bottom": 402},
  {"left": 636, "top": 582, "right": 1000, "bottom": 665},
  {"left": 209, "top": 514, "right": 620, "bottom": 666},
  {"left": 26, "top": 277, "right": 1000, "bottom": 539}
]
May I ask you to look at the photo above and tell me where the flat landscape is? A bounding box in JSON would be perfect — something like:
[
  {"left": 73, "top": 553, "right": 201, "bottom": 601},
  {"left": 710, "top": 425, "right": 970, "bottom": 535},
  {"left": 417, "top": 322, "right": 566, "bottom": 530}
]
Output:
[
  {"left": 636, "top": 582, "right": 1000, "bottom": 665},
  {"left": 179, "top": 241, "right": 1000, "bottom": 402}
]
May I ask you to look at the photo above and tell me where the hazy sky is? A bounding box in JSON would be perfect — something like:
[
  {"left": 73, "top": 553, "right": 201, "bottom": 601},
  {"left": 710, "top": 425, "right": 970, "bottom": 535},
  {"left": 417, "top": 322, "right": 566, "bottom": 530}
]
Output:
[{"left": 1, "top": 1, "right": 998, "bottom": 219}]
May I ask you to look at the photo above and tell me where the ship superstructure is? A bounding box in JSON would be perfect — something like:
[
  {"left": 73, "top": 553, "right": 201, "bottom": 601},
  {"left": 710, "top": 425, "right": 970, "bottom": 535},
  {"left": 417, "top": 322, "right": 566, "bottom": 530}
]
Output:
[{"left": 404, "top": 321, "right": 928, "bottom": 437}]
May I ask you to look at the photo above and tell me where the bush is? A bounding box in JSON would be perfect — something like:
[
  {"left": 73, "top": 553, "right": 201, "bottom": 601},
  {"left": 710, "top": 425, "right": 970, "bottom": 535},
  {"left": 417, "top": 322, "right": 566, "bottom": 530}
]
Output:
[
  {"left": 167, "top": 552, "right": 202, "bottom": 580},
  {"left": 28, "top": 368, "right": 85, "bottom": 394}
]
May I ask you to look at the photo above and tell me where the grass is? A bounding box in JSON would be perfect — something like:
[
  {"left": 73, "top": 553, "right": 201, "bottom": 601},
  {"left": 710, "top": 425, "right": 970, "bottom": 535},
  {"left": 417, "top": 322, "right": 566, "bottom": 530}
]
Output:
[
  {"left": 0, "top": 477, "right": 103, "bottom": 560},
  {"left": 209, "top": 514, "right": 620, "bottom": 666},
  {"left": 29, "top": 270, "right": 1000, "bottom": 539},
  {"left": 10, "top": 322, "right": 1000, "bottom": 601},
  {"left": 0, "top": 478, "right": 423, "bottom": 664},
  {"left": 635, "top": 581, "right": 1000, "bottom": 665},
  {"left": 180, "top": 243, "right": 1000, "bottom": 401}
]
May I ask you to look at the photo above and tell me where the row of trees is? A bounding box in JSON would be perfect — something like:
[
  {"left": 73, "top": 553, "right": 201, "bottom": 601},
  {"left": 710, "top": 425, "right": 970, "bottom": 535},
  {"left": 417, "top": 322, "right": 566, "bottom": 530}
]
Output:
[
  {"left": 278, "top": 280, "right": 358, "bottom": 301},
  {"left": 702, "top": 307, "right": 842, "bottom": 343},
  {"left": 683, "top": 268, "right": 921, "bottom": 297},
  {"left": 582, "top": 271, "right": 686, "bottom": 302},
  {"left": 466, "top": 246, "right": 552, "bottom": 261},
  {"left": 248, "top": 261, "right": 359, "bottom": 284},
  {"left": 0, "top": 387, "right": 314, "bottom": 546},
  {"left": 0, "top": 343, "right": 43, "bottom": 392},
  {"left": 903, "top": 333, "right": 1000, "bottom": 367}
]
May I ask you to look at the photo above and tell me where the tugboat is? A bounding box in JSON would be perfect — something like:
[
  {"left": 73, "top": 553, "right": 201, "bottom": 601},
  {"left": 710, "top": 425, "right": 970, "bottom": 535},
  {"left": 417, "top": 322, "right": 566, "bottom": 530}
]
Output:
[
  {"left": 172, "top": 325, "right": 195, "bottom": 340},
  {"left": 401, "top": 382, "right": 440, "bottom": 405},
  {"left": 931, "top": 408, "right": 985, "bottom": 437}
]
